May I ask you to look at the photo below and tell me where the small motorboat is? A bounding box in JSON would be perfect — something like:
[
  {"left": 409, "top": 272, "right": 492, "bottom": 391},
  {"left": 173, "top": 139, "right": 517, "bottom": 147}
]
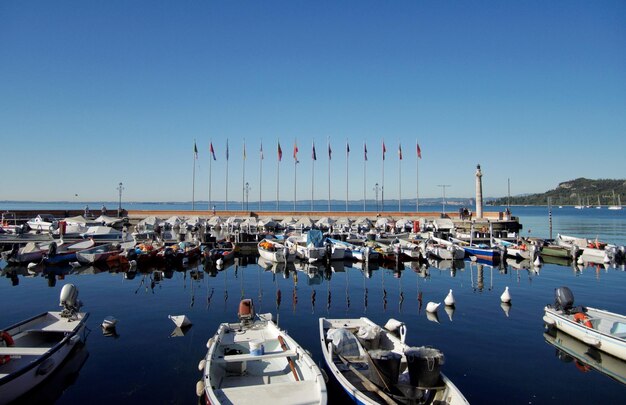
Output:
[
  {"left": 319, "top": 317, "right": 468, "bottom": 405},
  {"left": 543, "top": 286, "right": 626, "bottom": 361},
  {"left": 198, "top": 299, "right": 327, "bottom": 404},
  {"left": 0, "top": 284, "right": 89, "bottom": 403},
  {"left": 257, "top": 238, "right": 297, "bottom": 263}
]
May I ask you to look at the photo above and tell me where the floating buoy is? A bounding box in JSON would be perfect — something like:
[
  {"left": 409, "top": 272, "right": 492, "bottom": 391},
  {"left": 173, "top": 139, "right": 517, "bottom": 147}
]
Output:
[
  {"left": 101, "top": 316, "right": 118, "bottom": 330},
  {"left": 500, "top": 286, "right": 511, "bottom": 303},
  {"left": 27, "top": 262, "right": 38, "bottom": 270},
  {"left": 444, "top": 289, "right": 455, "bottom": 307},
  {"left": 533, "top": 255, "right": 542, "bottom": 267},
  {"left": 577, "top": 256, "right": 584, "bottom": 265},
  {"left": 426, "top": 302, "right": 441, "bottom": 313}
]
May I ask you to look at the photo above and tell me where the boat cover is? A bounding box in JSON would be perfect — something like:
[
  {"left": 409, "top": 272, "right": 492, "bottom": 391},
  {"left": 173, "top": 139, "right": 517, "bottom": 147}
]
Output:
[{"left": 307, "top": 229, "right": 324, "bottom": 248}]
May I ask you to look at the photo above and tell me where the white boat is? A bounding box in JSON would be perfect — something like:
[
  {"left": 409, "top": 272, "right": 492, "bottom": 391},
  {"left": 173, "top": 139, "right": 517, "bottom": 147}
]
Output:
[
  {"left": 327, "top": 238, "right": 379, "bottom": 262},
  {"left": 423, "top": 237, "right": 465, "bottom": 260},
  {"left": 79, "top": 226, "right": 129, "bottom": 242},
  {"left": 320, "top": 317, "right": 468, "bottom": 405},
  {"left": 4, "top": 240, "right": 57, "bottom": 264},
  {"left": 0, "top": 284, "right": 89, "bottom": 403},
  {"left": 26, "top": 214, "right": 58, "bottom": 233},
  {"left": 75, "top": 243, "right": 123, "bottom": 264},
  {"left": 608, "top": 191, "right": 622, "bottom": 210},
  {"left": 543, "top": 287, "right": 626, "bottom": 361},
  {"left": 557, "top": 234, "right": 616, "bottom": 262},
  {"left": 198, "top": 299, "right": 327, "bottom": 404},
  {"left": 286, "top": 234, "right": 324, "bottom": 263},
  {"left": 492, "top": 237, "right": 534, "bottom": 260},
  {"left": 257, "top": 238, "right": 297, "bottom": 263}
]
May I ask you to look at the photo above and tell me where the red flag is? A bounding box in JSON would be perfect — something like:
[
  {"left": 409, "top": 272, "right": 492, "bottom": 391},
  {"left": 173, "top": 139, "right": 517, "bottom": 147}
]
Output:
[
  {"left": 293, "top": 142, "right": 299, "bottom": 161},
  {"left": 417, "top": 142, "right": 422, "bottom": 159},
  {"left": 382, "top": 141, "right": 386, "bottom": 161},
  {"left": 398, "top": 144, "right": 403, "bottom": 160},
  {"left": 278, "top": 141, "right": 282, "bottom": 161},
  {"left": 210, "top": 142, "right": 216, "bottom": 160},
  {"left": 364, "top": 142, "right": 368, "bottom": 161}
]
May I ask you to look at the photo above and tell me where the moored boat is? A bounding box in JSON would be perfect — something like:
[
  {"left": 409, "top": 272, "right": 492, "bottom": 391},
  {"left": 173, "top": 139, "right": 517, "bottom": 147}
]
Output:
[
  {"left": 319, "top": 317, "right": 468, "bottom": 405},
  {"left": 0, "top": 284, "right": 89, "bottom": 403},
  {"left": 257, "top": 238, "right": 297, "bottom": 263},
  {"left": 198, "top": 299, "right": 327, "bottom": 404},
  {"left": 543, "top": 287, "right": 626, "bottom": 361}
]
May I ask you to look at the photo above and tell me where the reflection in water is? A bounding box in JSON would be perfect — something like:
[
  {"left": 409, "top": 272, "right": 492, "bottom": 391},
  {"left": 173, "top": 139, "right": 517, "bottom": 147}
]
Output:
[
  {"left": 501, "top": 302, "right": 512, "bottom": 317},
  {"left": 12, "top": 342, "right": 89, "bottom": 405},
  {"left": 544, "top": 329, "right": 626, "bottom": 386},
  {"left": 426, "top": 310, "right": 440, "bottom": 324},
  {"left": 444, "top": 305, "right": 455, "bottom": 321}
]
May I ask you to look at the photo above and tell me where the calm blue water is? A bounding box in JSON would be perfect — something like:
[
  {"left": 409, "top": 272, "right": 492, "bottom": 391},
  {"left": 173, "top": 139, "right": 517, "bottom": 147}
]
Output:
[{"left": 2, "top": 205, "right": 625, "bottom": 404}]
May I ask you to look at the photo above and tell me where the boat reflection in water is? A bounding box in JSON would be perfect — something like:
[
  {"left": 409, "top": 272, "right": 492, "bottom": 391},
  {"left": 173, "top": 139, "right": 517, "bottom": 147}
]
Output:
[
  {"left": 11, "top": 342, "right": 90, "bottom": 404},
  {"left": 544, "top": 329, "right": 626, "bottom": 386}
]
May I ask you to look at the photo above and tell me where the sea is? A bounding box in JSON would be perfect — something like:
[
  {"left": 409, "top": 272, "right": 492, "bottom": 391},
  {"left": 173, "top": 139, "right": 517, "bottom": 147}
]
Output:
[{"left": 1, "top": 204, "right": 625, "bottom": 404}]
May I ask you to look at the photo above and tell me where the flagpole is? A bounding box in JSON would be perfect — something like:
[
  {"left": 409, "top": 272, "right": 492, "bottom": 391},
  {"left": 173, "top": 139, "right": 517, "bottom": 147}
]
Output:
[
  {"left": 363, "top": 142, "right": 366, "bottom": 212},
  {"left": 416, "top": 140, "right": 419, "bottom": 213},
  {"left": 346, "top": 140, "right": 349, "bottom": 212},
  {"left": 398, "top": 143, "right": 402, "bottom": 212},
  {"left": 382, "top": 140, "right": 385, "bottom": 212},
  {"left": 192, "top": 139, "right": 196, "bottom": 211},
  {"left": 209, "top": 141, "right": 212, "bottom": 211},
  {"left": 225, "top": 139, "right": 229, "bottom": 211},
  {"left": 327, "top": 137, "right": 331, "bottom": 212},
  {"left": 259, "top": 142, "right": 263, "bottom": 211},
  {"left": 294, "top": 140, "right": 298, "bottom": 212},
  {"left": 242, "top": 139, "right": 246, "bottom": 211},
  {"left": 277, "top": 140, "right": 281, "bottom": 211},
  {"left": 311, "top": 141, "right": 315, "bottom": 211}
]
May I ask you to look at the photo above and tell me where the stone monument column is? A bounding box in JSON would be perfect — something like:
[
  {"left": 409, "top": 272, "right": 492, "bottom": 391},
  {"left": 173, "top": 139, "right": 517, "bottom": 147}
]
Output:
[{"left": 475, "top": 164, "right": 483, "bottom": 219}]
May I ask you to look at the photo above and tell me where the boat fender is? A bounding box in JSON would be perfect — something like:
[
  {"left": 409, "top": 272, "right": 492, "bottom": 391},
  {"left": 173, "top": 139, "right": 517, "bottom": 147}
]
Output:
[
  {"left": 36, "top": 358, "right": 55, "bottom": 375},
  {"left": 0, "top": 331, "right": 14, "bottom": 364},
  {"left": 573, "top": 312, "right": 593, "bottom": 328}
]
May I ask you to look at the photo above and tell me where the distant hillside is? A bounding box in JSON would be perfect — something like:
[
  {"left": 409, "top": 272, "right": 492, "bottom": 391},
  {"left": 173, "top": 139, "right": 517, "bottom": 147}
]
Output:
[{"left": 491, "top": 178, "right": 626, "bottom": 206}]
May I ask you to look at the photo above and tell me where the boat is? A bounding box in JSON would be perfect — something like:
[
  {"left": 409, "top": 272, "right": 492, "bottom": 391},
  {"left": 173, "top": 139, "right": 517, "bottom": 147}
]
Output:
[
  {"left": 492, "top": 237, "right": 534, "bottom": 260},
  {"left": 3, "top": 240, "right": 57, "bottom": 264},
  {"left": 75, "top": 242, "right": 134, "bottom": 264},
  {"left": 319, "top": 317, "right": 468, "bottom": 404},
  {"left": 257, "top": 238, "right": 297, "bottom": 263},
  {"left": 422, "top": 237, "right": 465, "bottom": 261},
  {"left": 198, "top": 299, "right": 327, "bottom": 404},
  {"left": 156, "top": 241, "right": 201, "bottom": 268},
  {"left": 557, "top": 234, "right": 617, "bottom": 262},
  {"left": 327, "top": 238, "right": 380, "bottom": 262},
  {"left": 285, "top": 231, "right": 326, "bottom": 263},
  {"left": 544, "top": 328, "right": 626, "bottom": 386},
  {"left": 450, "top": 237, "right": 499, "bottom": 262},
  {"left": 526, "top": 238, "right": 577, "bottom": 260},
  {"left": 206, "top": 240, "right": 238, "bottom": 264},
  {"left": 543, "top": 287, "right": 626, "bottom": 361},
  {"left": 608, "top": 191, "right": 622, "bottom": 210},
  {"left": 26, "top": 214, "right": 58, "bottom": 233},
  {"left": 0, "top": 284, "right": 89, "bottom": 403},
  {"left": 43, "top": 239, "right": 96, "bottom": 265}
]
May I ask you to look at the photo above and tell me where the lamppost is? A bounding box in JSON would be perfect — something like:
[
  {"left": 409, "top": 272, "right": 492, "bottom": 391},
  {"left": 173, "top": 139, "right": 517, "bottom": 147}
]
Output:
[
  {"left": 374, "top": 183, "right": 380, "bottom": 214},
  {"left": 117, "top": 182, "right": 124, "bottom": 217},
  {"left": 244, "top": 182, "right": 250, "bottom": 211}
]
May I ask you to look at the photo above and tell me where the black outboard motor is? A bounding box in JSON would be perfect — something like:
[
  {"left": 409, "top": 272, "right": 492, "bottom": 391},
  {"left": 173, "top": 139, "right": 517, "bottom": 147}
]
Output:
[{"left": 554, "top": 286, "right": 575, "bottom": 312}]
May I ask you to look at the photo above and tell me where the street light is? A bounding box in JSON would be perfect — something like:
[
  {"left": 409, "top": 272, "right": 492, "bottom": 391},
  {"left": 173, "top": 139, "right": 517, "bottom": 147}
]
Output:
[
  {"left": 437, "top": 184, "right": 451, "bottom": 216},
  {"left": 373, "top": 183, "right": 380, "bottom": 213},
  {"left": 117, "top": 182, "right": 124, "bottom": 217}
]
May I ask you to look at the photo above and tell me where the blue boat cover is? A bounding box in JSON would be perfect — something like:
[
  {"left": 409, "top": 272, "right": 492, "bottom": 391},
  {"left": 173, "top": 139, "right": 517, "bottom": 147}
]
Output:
[{"left": 307, "top": 229, "right": 324, "bottom": 248}]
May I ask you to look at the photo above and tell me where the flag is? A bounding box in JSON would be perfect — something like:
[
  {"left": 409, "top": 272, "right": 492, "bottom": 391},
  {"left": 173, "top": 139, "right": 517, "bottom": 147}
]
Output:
[
  {"left": 278, "top": 141, "right": 282, "bottom": 161},
  {"left": 398, "top": 143, "right": 403, "bottom": 160},
  {"left": 194, "top": 141, "right": 198, "bottom": 159},
  {"left": 328, "top": 142, "right": 332, "bottom": 160},
  {"left": 382, "top": 141, "right": 386, "bottom": 161},
  {"left": 346, "top": 142, "right": 350, "bottom": 155},
  {"left": 364, "top": 142, "right": 368, "bottom": 161},
  {"left": 210, "top": 142, "right": 216, "bottom": 160},
  {"left": 243, "top": 140, "right": 246, "bottom": 160},
  {"left": 312, "top": 141, "right": 317, "bottom": 160},
  {"left": 293, "top": 142, "right": 299, "bottom": 161},
  {"left": 417, "top": 142, "right": 422, "bottom": 159},
  {"left": 226, "top": 139, "right": 229, "bottom": 160},
  {"left": 260, "top": 142, "right": 264, "bottom": 160}
]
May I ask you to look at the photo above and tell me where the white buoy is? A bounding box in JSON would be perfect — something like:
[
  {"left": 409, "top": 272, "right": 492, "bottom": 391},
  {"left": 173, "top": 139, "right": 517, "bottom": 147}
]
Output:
[
  {"left": 216, "top": 258, "right": 224, "bottom": 266},
  {"left": 444, "top": 289, "right": 455, "bottom": 307},
  {"left": 533, "top": 255, "right": 542, "bottom": 267},
  {"left": 168, "top": 314, "right": 192, "bottom": 328},
  {"left": 426, "top": 302, "right": 441, "bottom": 313},
  {"left": 27, "top": 262, "right": 38, "bottom": 269},
  {"left": 101, "top": 316, "right": 118, "bottom": 330},
  {"left": 577, "top": 256, "right": 584, "bottom": 265},
  {"left": 500, "top": 286, "right": 511, "bottom": 303},
  {"left": 603, "top": 254, "right": 610, "bottom": 263}
]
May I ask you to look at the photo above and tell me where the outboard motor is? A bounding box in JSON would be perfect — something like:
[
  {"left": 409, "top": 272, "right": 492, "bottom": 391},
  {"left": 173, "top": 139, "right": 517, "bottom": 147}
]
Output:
[
  {"left": 554, "top": 286, "right": 575, "bottom": 313},
  {"left": 59, "top": 284, "right": 82, "bottom": 318},
  {"left": 238, "top": 299, "right": 255, "bottom": 325}
]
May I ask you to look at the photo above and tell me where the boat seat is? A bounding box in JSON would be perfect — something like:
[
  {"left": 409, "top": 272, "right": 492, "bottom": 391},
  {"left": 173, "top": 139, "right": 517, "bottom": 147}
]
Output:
[
  {"left": 217, "top": 349, "right": 298, "bottom": 363},
  {"left": 0, "top": 347, "right": 50, "bottom": 356},
  {"left": 217, "top": 380, "right": 321, "bottom": 405}
]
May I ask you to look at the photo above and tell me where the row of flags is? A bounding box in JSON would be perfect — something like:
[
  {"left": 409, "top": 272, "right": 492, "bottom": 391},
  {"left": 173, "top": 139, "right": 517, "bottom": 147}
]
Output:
[{"left": 195, "top": 140, "right": 423, "bottom": 162}]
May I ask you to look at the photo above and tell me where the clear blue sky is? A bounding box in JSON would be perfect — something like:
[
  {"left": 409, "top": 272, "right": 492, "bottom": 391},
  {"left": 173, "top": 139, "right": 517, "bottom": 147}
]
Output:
[{"left": 1, "top": 1, "right": 625, "bottom": 203}]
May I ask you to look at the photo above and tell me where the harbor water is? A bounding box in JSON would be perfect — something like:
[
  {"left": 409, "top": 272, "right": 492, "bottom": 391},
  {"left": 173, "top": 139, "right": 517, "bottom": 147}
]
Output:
[{"left": 1, "top": 205, "right": 625, "bottom": 404}]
